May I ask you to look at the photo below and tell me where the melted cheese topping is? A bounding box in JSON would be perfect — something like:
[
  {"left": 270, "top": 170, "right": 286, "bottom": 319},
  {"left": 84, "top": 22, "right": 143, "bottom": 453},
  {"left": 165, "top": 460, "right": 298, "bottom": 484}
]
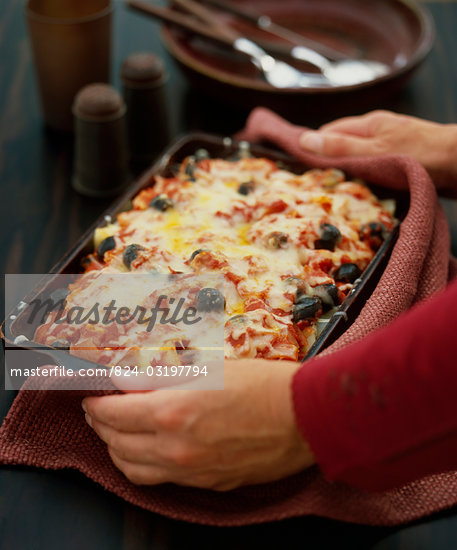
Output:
[{"left": 36, "top": 156, "right": 395, "bottom": 363}]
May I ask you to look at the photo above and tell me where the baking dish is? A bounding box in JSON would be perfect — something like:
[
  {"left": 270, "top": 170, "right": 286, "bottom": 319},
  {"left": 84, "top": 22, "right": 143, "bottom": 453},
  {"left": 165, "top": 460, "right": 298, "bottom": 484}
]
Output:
[{"left": 2, "top": 132, "right": 408, "bottom": 375}]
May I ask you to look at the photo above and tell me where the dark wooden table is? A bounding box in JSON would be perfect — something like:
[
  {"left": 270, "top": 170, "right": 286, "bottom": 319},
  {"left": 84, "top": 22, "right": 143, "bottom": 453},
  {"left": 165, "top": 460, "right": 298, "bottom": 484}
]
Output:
[{"left": 1, "top": 1, "right": 457, "bottom": 548}]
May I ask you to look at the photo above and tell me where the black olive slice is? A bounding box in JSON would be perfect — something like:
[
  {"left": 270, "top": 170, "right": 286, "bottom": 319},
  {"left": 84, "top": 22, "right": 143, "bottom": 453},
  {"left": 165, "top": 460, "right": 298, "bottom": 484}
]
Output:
[
  {"left": 237, "top": 181, "right": 255, "bottom": 195},
  {"left": 49, "top": 288, "right": 70, "bottom": 311},
  {"left": 312, "top": 283, "right": 340, "bottom": 311},
  {"left": 267, "top": 232, "right": 288, "bottom": 249},
  {"left": 185, "top": 157, "right": 196, "bottom": 180},
  {"left": 314, "top": 223, "right": 342, "bottom": 251},
  {"left": 97, "top": 236, "right": 116, "bottom": 259},
  {"left": 149, "top": 194, "right": 173, "bottom": 211},
  {"left": 123, "top": 244, "right": 145, "bottom": 270},
  {"left": 334, "top": 263, "right": 361, "bottom": 284},
  {"left": 292, "top": 296, "right": 322, "bottom": 323},
  {"left": 227, "top": 314, "right": 249, "bottom": 325},
  {"left": 196, "top": 288, "right": 225, "bottom": 312},
  {"left": 360, "top": 222, "right": 386, "bottom": 250},
  {"left": 190, "top": 249, "right": 208, "bottom": 261},
  {"left": 195, "top": 148, "right": 210, "bottom": 161}
]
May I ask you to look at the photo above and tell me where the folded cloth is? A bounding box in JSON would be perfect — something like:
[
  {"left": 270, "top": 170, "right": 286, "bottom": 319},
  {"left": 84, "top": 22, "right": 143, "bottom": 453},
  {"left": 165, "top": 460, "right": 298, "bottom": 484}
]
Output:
[{"left": 1, "top": 107, "right": 456, "bottom": 527}]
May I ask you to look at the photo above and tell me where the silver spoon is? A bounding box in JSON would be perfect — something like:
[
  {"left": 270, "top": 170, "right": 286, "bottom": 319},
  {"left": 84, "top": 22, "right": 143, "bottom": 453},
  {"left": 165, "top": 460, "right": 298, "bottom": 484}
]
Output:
[
  {"left": 233, "top": 38, "right": 331, "bottom": 88},
  {"left": 290, "top": 45, "right": 390, "bottom": 86}
]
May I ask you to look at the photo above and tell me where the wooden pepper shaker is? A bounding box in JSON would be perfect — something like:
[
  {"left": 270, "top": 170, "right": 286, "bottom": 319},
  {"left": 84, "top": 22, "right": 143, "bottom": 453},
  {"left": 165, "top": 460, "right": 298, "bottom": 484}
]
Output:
[
  {"left": 72, "top": 83, "right": 129, "bottom": 197},
  {"left": 121, "top": 53, "right": 171, "bottom": 172}
]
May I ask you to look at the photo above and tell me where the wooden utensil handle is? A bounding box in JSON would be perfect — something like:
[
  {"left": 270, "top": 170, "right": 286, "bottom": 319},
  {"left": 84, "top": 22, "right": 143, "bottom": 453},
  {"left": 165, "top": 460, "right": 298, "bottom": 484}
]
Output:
[
  {"left": 201, "top": 0, "right": 260, "bottom": 24},
  {"left": 127, "top": 0, "right": 236, "bottom": 48},
  {"left": 171, "top": 0, "right": 240, "bottom": 43}
]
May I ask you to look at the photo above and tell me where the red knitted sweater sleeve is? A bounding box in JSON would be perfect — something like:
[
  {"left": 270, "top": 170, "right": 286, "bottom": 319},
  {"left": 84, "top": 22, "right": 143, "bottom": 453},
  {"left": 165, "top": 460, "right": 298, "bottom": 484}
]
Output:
[{"left": 292, "top": 278, "right": 457, "bottom": 491}]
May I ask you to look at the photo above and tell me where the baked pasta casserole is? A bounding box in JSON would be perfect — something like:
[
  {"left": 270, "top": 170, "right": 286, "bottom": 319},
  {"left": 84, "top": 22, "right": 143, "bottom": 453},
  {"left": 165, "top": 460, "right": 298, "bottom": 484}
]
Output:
[{"left": 34, "top": 150, "right": 395, "bottom": 363}]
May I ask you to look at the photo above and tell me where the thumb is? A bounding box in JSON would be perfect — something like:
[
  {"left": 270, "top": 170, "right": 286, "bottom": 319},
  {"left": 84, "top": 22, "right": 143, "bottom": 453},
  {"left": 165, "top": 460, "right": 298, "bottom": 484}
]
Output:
[{"left": 299, "top": 130, "right": 378, "bottom": 158}]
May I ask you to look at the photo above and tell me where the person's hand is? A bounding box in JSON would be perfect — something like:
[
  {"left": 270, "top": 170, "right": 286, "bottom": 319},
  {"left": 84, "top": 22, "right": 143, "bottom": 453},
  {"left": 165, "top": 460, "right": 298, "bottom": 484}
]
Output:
[
  {"left": 82, "top": 359, "right": 314, "bottom": 491},
  {"left": 299, "top": 110, "right": 457, "bottom": 194}
]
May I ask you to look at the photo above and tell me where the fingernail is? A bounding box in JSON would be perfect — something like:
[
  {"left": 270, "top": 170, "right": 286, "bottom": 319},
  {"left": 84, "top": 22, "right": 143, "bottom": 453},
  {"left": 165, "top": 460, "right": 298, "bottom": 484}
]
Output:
[
  {"left": 81, "top": 400, "right": 87, "bottom": 413},
  {"left": 300, "top": 132, "right": 324, "bottom": 153},
  {"left": 85, "top": 413, "right": 93, "bottom": 428}
]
